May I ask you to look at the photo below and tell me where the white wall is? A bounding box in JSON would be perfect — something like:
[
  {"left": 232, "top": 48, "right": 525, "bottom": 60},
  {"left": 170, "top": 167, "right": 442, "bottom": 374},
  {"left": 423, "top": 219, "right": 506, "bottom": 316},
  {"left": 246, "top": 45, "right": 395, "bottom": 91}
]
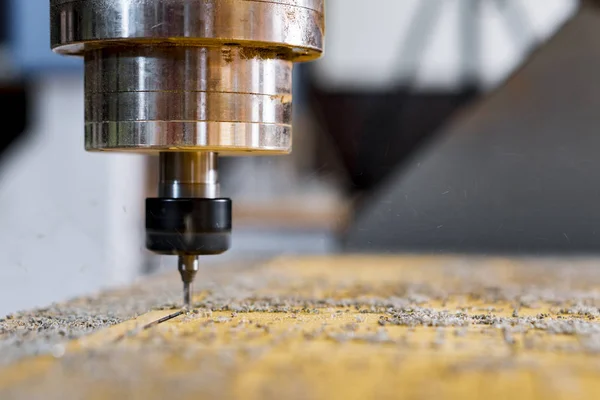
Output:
[
  {"left": 315, "top": 0, "right": 578, "bottom": 90},
  {"left": 0, "top": 75, "right": 146, "bottom": 316}
]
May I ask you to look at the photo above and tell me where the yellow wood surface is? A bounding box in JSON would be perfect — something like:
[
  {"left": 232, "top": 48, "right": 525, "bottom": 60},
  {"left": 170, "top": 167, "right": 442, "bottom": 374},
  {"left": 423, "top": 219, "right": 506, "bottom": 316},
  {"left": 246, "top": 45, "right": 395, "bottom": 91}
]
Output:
[{"left": 2, "top": 255, "right": 600, "bottom": 399}]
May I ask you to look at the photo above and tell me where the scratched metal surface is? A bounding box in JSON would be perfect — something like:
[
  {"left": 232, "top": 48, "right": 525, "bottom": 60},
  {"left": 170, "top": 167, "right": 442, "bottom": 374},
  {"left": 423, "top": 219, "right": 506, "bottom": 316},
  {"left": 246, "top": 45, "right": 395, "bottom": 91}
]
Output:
[{"left": 2, "top": 255, "right": 600, "bottom": 399}]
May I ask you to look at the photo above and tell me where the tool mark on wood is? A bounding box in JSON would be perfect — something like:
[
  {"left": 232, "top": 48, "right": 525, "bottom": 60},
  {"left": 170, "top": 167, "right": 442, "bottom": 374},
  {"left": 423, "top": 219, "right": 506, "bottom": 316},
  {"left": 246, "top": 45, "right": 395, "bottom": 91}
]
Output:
[{"left": 114, "top": 310, "right": 185, "bottom": 342}]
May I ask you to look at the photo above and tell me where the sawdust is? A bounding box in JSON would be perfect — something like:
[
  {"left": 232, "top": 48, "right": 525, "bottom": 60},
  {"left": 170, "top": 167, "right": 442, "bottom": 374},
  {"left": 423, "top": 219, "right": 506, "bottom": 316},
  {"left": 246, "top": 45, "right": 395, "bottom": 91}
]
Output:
[
  {"left": 0, "top": 278, "right": 182, "bottom": 365},
  {"left": 3, "top": 257, "right": 600, "bottom": 399},
  {"left": 4, "top": 259, "right": 600, "bottom": 363}
]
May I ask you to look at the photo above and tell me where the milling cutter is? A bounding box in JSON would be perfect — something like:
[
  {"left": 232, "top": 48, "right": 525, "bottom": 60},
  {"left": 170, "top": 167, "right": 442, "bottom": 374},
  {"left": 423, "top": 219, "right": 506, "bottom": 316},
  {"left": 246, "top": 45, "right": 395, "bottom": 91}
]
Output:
[{"left": 49, "top": 0, "right": 325, "bottom": 307}]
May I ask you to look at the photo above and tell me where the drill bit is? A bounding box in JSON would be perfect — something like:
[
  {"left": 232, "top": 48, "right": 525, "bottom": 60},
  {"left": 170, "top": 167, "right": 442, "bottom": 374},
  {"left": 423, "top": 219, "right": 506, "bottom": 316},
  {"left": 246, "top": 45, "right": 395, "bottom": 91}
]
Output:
[{"left": 178, "top": 255, "right": 199, "bottom": 309}]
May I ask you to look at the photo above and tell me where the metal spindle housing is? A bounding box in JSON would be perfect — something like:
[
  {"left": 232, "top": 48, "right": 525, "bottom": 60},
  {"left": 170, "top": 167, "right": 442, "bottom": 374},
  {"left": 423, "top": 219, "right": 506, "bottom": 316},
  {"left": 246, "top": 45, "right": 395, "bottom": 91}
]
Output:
[{"left": 50, "top": 0, "right": 325, "bottom": 154}]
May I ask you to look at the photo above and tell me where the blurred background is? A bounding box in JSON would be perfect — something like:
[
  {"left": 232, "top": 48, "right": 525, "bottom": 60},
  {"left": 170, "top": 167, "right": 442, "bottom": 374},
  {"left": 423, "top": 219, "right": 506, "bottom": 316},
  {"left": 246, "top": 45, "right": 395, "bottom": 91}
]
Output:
[{"left": 0, "top": 0, "right": 595, "bottom": 315}]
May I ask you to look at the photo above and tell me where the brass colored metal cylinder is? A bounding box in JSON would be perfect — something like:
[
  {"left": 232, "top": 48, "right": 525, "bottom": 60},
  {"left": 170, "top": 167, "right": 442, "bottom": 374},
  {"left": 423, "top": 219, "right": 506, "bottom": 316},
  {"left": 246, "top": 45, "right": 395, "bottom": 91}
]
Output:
[
  {"left": 84, "top": 47, "right": 293, "bottom": 153},
  {"left": 50, "top": 0, "right": 325, "bottom": 155}
]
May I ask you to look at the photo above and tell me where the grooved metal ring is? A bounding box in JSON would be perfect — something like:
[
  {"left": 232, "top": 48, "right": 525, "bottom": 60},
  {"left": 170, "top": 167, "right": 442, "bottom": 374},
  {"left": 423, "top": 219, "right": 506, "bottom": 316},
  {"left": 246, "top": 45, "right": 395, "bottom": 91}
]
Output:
[
  {"left": 84, "top": 46, "right": 292, "bottom": 153},
  {"left": 86, "top": 121, "right": 291, "bottom": 153},
  {"left": 51, "top": 0, "right": 325, "bottom": 59},
  {"left": 85, "top": 47, "right": 293, "bottom": 96},
  {"left": 86, "top": 92, "right": 291, "bottom": 123}
]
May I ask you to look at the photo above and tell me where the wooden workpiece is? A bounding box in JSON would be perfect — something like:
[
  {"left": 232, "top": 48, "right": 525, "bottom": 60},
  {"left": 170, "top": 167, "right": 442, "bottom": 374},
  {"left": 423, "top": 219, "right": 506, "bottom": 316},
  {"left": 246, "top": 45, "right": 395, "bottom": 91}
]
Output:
[{"left": 2, "top": 255, "right": 600, "bottom": 399}]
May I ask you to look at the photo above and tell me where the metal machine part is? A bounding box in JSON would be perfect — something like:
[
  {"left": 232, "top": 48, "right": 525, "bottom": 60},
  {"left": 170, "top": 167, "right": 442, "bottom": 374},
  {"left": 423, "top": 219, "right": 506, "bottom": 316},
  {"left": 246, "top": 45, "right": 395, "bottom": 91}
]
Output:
[
  {"left": 83, "top": 46, "right": 294, "bottom": 153},
  {"left": 49, "top": 0, "right": 325, "bottom": 306},
  {"left": 51, "top": 0, "right": 324, "bottom": 154},
  {"left": 156, "top": 152, "right": 225, "bottom": 306},
  {"left": 159, "top": 152, "right": 219, "bottom": 199}
]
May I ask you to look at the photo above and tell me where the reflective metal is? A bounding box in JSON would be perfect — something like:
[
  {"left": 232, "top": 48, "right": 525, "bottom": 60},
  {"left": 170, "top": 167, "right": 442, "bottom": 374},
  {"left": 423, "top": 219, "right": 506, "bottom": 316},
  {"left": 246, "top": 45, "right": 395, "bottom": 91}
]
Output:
[
  {"left": 50, "top": 0, "right": 324, "bottom": 154},
  {"left": 84, "top": 45, "right": 292, "bottom": 152},
  {"left": 159, "top": 152, "right": 219, "bottom": 199},
  {"left": 86, "top": 121, "right": 290, "bottom": 153},
  {"left": 51, "top": 0, "right": 325, "bottom": 60},
  {"left": 85, "top": 47, "right": 292, "bottom": 95},
  {"left": 178, "top": 254, "right": 199, "bottom": 308}
]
